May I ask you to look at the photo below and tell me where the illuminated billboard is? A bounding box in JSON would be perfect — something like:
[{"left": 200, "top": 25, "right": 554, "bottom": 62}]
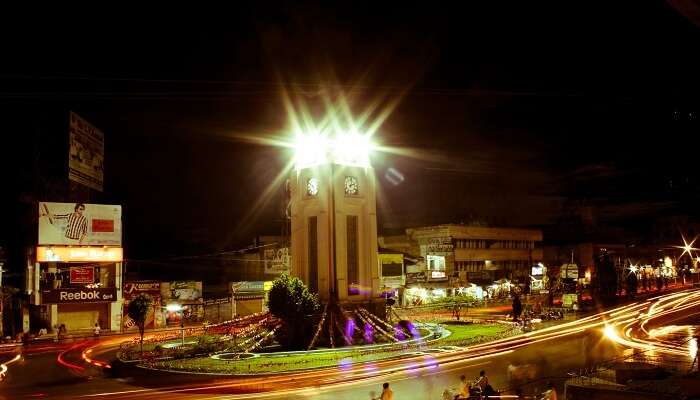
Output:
[
  {"left": 38, "top": 202, "right": 121, "bottom": 246},
  {"left": 36, "top": 246, "right": 123, "bottom": 262}
]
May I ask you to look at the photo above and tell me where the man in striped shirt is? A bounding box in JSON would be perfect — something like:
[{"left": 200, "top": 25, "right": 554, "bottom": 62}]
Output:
[{"left": 51, "top": 203, "right": 88, "bottom": 244}]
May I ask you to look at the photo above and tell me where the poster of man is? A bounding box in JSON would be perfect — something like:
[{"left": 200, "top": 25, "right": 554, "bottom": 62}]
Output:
[{"left": 38, "top": 202, "right": 122, "bottom": 246}]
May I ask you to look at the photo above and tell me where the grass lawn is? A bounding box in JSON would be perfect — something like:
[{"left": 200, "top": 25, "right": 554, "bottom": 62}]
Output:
[
  {"left": 440, "top": 323, "right": 511, "bottom": 342},
  {"left": 153, "top": 346, "right": 421, "bottom": 374}
]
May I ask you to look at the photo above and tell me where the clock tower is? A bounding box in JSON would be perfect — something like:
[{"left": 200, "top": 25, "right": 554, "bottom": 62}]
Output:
[{"left": 289, "top": 132, "right": 380, "bottom": 303}]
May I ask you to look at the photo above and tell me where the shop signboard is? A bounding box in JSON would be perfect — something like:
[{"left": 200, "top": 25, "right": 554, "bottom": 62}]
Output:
[
  {"left": 124, "top": 281, "right": 161, "bottom": 298},
  {"left": 36, "top": 246, "right": 123, "bottom": 263},
  {"left": 204, "top": 297, "right": 232, "bottom": 306},
  {"left": 69, "top": 111, "right": 104, "bottom": 192},
  {"left": 69, "top": 266, "right": 94, "bottom": 284},
  {"left": 429, "top": 270, "right": 448, "bottom": 281},
  {"left": 405, "top": 271, "right": 427, "bottom": 284},
  {"left": 41, "top": 287, "right": 116, "bottom": 303},
  {"left": 263, "top": 247, "right": 290, "bottom": 274},
  {"left": 231, "top": 281, "right": 265, "bottom": 293},
  {"left": 381, "top": 276, "right": 404, "bottom": 289},
  {"left": 562, "top": 293, "right": 577, "bottom": 308},
  {"left": 379, "top": 253, "right": 404, "bottom": 277},
  {"left": 38, "top": 202, "right": 121, "bottom": 246}
]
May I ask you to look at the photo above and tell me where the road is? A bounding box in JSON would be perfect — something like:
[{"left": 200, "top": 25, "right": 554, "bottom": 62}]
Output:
[{"left": 2, "top": 288, "right": 699, "bottom": 399}]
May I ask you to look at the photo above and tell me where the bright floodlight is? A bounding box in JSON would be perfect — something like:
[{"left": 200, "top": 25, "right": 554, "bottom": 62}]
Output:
[
  {"left": 293, "top": 130, "right": 372, "bottom": 170},
  {"left": 293, "top": 132, "right": 328, "bottom": 170},
  {"left": 166, "top": 303, "right": 183, "bottom": 312}
]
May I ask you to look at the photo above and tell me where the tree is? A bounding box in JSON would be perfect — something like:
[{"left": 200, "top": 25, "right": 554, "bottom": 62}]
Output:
[
  {"left": 266, "top": 274, "right": 320, "bottom": 350},
  {"left": 127, "top": 293, "right": 153, "bottom": 355}
]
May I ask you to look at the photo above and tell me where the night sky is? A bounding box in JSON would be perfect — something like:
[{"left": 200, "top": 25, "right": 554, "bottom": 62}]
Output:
[{"left": 2, "top": 2, "right": 700, "bottom": 270}]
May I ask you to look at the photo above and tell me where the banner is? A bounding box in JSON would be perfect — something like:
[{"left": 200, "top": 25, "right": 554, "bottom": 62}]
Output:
[
  {"left": 38, "top": 202, "right": 122, "bottom": 246},
  {"left": 41, "top": 287, "right": 116, "bottom": 304},
  {"left": 231, "top": 281, "right": 265, "bottom": 293},
  {"left": 379, "top": 253, "right": 404, "bottom": 277},
  {"left": 263, "top": 247, "right": 290, "bottom": 274},
  {"left": 69, "top": 266, "right": 94, "bottom": 284},
  {"left": 162, "top": 281, "right": 202, "bottom": 302},
  {"left": 69, "top": 111, "right": 104, "bottom": 191}
]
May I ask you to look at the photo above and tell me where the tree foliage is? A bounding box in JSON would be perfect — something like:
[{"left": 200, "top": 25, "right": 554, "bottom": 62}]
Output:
[
  {"left": 595, "top": 251, "right": 618, "bottom": 306},
  {"left": 266, "top": 274, "right": 320, "bottom": 350},
  {"left": 127, "top": 293, "right": 153, "bottom": 354}
]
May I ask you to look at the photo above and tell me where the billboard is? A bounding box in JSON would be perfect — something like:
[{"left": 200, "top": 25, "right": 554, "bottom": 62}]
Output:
[
  {"left": 38, "top": 202, "right": 122, "bottom": 246},
  {"left": 263, "top": 247, "right": 290, "bottom": 274},
  {"left": 69, "top": 266, "right": 94, "bottom": 284},
  {"left": 379, "top": 253, "right": 404, "bottom": 277},
  {"left": 161, "top": 281, "right": 202, "bottom": 302},
  {"left": 69, "top": 111, "right": 104, "bottom": 191}
]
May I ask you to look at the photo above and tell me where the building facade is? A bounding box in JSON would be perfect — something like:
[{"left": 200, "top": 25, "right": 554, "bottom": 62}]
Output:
[
  {"left": 380, "top": 224, "right": 543, "bottom": 302},
  {"left": 30, "top": 202, "right": 124, "bottom": 332}
]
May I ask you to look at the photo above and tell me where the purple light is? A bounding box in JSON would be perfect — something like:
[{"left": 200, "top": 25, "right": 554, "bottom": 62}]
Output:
[
  {"left": 345, "top": 319, "right": 355, "bottom": 345},
  {"left": 394, "top": 324, "right": 406, "bottom": 341},
  {"left": 407, "top": 322, "right": 421, "bottom": 338},
  {"left": 363, "top": 322, "right": 374, "bottom": 344}
]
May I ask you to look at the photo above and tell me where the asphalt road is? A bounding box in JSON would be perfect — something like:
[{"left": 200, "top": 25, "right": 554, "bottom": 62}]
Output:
[{"left": 2, "top": 288, "right": 698, "bottom": 399}]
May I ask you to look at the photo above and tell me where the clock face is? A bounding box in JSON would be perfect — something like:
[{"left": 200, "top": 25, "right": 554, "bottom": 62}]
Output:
[
  {"left": 306, "top": 177, "right": 319, "bottom": 196},
  {"left": 344, "top": 176, "right": 359, "bottom": 195}
]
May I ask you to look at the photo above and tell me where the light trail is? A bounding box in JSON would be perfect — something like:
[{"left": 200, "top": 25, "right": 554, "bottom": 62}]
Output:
[{"left": 79, "top": 289, "right": 700, "bottom": 399}]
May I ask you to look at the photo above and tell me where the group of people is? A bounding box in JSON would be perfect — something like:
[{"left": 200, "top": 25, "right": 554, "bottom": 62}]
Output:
[{"left": 376, "top": 370, "right": 558, "bottom": 399}]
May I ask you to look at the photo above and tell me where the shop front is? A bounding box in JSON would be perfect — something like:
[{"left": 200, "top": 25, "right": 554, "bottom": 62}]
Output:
[
  {"left": 31, "top": 202, "right": 124, "bottom": 332},
  {"left": 230, "top": 281, "right": 272, "bottom": 317}
]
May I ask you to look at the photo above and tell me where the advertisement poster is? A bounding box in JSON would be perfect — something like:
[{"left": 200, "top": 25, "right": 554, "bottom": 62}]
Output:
[
  {"left": 69, "top": 266, "right": 94, "bottom": 284},
  {"left": 161, "top": 281, "right": 203, "bottom": 302},
  {"left": 123, "top": 281, "right": 162, "bottom": 330},
  {"left": 38, "top": 202, "right": 122, "bottom": 246},
  {"left": 69, "top": 111, "right": 105, "bottom": 192},
  {"left": 263, "top": 247, "right": 290, "bottom": 274}
]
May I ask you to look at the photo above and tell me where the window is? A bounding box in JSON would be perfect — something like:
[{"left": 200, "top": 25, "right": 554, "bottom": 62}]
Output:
[
  {"left": 308, "top": 217, "right": 318, "bottom": 293},
  {"left": 427, "top": 255, "right": 446, "bottom": 270},
  {"left": 344, "top": 176, "right": 359, "bottom": 195},
  {"left": 306, "top": 177, "right": 319, "bottom": 196},
  {"left": 347, "top": 215, "right": 359, "bottom": 295}
]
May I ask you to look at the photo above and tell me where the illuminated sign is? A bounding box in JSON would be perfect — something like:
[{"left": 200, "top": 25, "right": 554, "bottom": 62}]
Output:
[
  {"left": 431, "top": 270, "right": 447, "bottom": 279},
  {"left": 37, "top": 246, "right": 123, "bottom": 262},
  {"left": 70, "top": 266, "right": 94, "bottom": 284},
  {"left": 41, "top": 287, "right": 117, "bottom": 304},
  {"left": 531, "top": 266, "right": 543, "bottom": 276}
]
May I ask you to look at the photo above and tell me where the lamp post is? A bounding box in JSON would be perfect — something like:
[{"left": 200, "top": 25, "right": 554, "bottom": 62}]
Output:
[{"left": 166, "top": 303, "right": 185, "bottom": 346}]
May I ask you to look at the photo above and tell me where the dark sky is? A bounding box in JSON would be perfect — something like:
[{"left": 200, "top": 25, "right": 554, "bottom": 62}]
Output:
[{"left": 2, "top": 2, "right": 700, "bottom": 261}]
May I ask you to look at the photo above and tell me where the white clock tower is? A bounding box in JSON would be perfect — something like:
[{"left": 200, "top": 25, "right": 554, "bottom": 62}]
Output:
[{"left": 289, "top": 131, "right": 380, "bottom": 303}]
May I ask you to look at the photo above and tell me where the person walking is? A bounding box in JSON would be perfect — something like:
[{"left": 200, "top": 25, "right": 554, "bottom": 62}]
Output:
[
  {"left": 378, "top": 382, "right": 393, "bottom": 400},
  {"left": 541, "top": 381, "right": 557, "bottom": 400}
]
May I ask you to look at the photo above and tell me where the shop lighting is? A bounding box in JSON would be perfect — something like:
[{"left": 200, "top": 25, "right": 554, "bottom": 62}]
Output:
[{"left": 166, "top": 303, "right": 183, "bottom": 312}]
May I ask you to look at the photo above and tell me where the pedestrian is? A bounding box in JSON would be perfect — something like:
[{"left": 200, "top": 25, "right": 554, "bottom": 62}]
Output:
[
  {"left": 93, "top": 323, "right": 101, "bottom": 337},
  {"left": 459, "top": 374, "right": 470, "bottom": 399},
  {"left": 512, "top": 294, "right": 522, "bottom": 322},
  {"left": 542, "top": 381, "right": 557, "bottom": 400},
  {"left": 378, "top": 382, "right": 393, "bottom": 400}
]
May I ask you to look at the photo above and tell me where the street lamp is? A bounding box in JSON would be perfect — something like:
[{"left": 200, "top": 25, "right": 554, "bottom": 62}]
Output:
[{"left": 166, "top": 303, "right": 185, "bottom": 346}]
